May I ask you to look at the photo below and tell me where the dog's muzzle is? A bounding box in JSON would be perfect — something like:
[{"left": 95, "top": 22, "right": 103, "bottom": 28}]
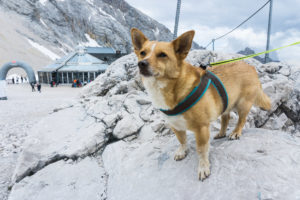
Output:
[{"left": 138, "top": 60, "right": 152, "bottom": 77}]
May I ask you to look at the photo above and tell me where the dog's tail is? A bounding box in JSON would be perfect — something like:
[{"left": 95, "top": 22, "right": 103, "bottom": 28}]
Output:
[{"left": 255, "top": 86, "right": 271, "bottom": 111}]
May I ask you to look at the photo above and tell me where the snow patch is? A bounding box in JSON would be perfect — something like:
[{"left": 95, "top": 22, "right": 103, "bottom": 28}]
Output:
[
  {"left": 86, "top": 0, "right": 94, "bottom": 5},
  {"left": 98, "top": 7, "right": 117, "bottom": 22},
  {"left": 39, "top": 0, "right": 47, "bottom": 6},
  {"left": 26, "top": 39, "right": 60, "bottom": 60},
  {"left": 40, "top": 19, "right": 48, "bottom": 28},
  {"left": 82, "top": 33, "right": 100, "bottom": 47},
  {"left": 59, "top": 47, "right": 67, "bottom": 55},
  {"left": 154, "top": 27, "right": 160, "bottom": 40}
]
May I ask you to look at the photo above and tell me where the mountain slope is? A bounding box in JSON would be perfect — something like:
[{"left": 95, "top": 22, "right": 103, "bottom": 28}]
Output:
[
  {"left": 0, "top": 0, "right": 174, "bottom": 54},
  {"left": 0, "top": 10, "right": 55, "bottom": 73}
]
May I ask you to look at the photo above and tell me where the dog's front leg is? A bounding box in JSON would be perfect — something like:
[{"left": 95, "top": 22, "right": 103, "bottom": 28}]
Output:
[
  {"left": 171, "top": 128, "right": 188, "bottom": 161},
  {"left": 193, "top": 124, "right": 210, "bottom": 181}
]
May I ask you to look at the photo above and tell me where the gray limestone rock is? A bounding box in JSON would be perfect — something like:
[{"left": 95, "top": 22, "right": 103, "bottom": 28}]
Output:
[
  {"left": 9, "top": 157, "right": 107, "bottom": 200},
  {"left": 103, "top": 129, "right": 300, "bottom": 200},
  {"left": 113, "top": 113, "right": 144, "bottom": 139},
  {"left": 11, "top": 105, "right": 106, "bottom": 184}
]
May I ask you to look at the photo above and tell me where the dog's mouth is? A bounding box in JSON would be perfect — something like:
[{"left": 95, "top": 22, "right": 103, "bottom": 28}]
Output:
[
  {"left": 139, "top": 67, "right": 160, "bottom": 77},
  {"left": 139, "top": 68, "right": 153, "bottom": 77}
]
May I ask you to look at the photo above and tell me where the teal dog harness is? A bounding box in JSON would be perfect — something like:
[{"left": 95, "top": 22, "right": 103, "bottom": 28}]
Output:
[{"left": 160, "top": 70, "right": 228, "bottom": 116}]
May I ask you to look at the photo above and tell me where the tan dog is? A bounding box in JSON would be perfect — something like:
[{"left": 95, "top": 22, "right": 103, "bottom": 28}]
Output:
[{"left": 131, "top": 28, "right": 271, "bottom": 180}]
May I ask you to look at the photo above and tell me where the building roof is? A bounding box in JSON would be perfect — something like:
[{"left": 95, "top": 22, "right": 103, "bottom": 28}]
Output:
[
  {"left": 38, "top": 47, "right": 109, "bottom": 73},
  {"left": 86, "top": 47, "right": 116, "bottom": 54},
  {"left": 67, "top": 53, "right": 104, "bottom": 64}
]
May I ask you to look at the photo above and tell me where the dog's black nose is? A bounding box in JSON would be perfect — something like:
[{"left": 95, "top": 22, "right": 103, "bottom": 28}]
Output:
[{"left": 138, "top": 60, "right": 149, "bottom": 69}]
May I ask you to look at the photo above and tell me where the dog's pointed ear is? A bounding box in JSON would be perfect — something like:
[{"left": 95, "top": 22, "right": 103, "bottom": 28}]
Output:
[
  {"left": 131, "top": 28, "right": 148, "bottom": 52},
  {"left": 172, "top": 30, "right": 195, "bottom": 60}
]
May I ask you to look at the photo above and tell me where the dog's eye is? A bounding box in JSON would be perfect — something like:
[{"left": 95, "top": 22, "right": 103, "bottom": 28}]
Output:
[
  {"left": 157, "top": 52, "right": 167, "bottom": 58},
  {"left": 140, "top": 51, "right": 146, "bottom": 56}
]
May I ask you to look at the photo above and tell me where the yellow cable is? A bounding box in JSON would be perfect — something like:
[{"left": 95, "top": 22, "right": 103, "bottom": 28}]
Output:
[{"left": 210, "top": 41, "right": 300, "bottom": 66}]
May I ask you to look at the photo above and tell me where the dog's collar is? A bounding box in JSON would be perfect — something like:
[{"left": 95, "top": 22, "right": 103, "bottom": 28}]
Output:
[{"left": 159, "top": 71, "right": 228, "bottom": 116}]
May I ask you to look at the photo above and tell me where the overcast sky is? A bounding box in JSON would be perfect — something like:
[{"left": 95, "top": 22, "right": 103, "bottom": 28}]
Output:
[{"left": 126, "top": 0, "right": 300, "bottom": 66}]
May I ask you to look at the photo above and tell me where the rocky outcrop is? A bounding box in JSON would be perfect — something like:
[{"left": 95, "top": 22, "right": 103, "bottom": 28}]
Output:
[
  {"left": 11, "top": 105, "right": 107, "bottom": 184},
  {"left": 82, "top": 50, "right": 300, "bottom": 133},
  {"left": 103, "top": 129, "right": 300, "bottom": 200},
  {"left": 8, "top": 50, "right": 300, "bottom": 199},
  {"left": 9, "top": 157, "right": 107, "bottom": 200}
]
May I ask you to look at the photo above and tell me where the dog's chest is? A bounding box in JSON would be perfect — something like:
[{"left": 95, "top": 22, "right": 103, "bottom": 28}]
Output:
[
  {"left": 165, "top": 114, "right": 187, "bottom": 131},
  {"left": 142, "top": 77, "right": 169, "bottom": 110},
  {"left": 143, "top": 77, "right": 187, "bottom": 131}
]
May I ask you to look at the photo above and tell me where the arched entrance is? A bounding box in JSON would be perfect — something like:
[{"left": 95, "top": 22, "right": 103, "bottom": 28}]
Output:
[
  {"left": 0, "top": 61, "right": 36, "bottom": 100},
  {"left": 0, "top": 61, "right": 36, "bottom": 83}
]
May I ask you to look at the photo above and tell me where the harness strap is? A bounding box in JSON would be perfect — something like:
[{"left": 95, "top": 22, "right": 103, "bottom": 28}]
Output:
[
  {"left": 160, "top": 75, "right": 211, "bottom": 116},
  {"left": 160, "top": 71, "right": 228, "bottom": 116},
  {"left": 206, "top": 71, "right": 228, "bottom": 113}
]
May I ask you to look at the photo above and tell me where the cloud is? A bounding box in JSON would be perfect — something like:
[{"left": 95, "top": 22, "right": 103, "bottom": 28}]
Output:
[
  {"left": 126, "top": 0, "right": 300, "bottom": 66},
  {"left": 178, "top": 24, "right": 267, "bottom": 49},
  {"left": 271, "top": 29, "right": 300, "bottom": 66},
  {"left": 179, "top": 24, "right": 300, "bottom": 66}
]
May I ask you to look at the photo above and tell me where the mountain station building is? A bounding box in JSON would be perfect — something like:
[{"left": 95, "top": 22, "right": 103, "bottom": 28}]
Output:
[{"left": 37, "top": 46, "right": 124, "bottom": 84}]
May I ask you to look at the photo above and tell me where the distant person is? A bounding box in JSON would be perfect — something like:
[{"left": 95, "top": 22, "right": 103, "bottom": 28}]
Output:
[
  {"left": 12, "top": 78, "right": 15, "bottom": 84},
  {"left": 21, "top": 76, "right": 23, "bottom": 83},
  {"left": 50, "top": 80, "right": 55, "bottom": 87},
  {"left": 73, "top": 79, "right": 77, "bottom": 88},
  {"left": 37, "top": 83, "right": 41, "bottom": 93},
  {"left": 30, "top": 83, "right": 35, "bottom": 92}
]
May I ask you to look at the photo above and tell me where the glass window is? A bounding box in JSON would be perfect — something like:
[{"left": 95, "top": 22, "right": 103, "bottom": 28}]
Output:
[
  {"left": 84, "top": 72, "right": 88, "bottom": 83},
  {"left": 78, "top": 72, "right": 83, "bottom": 82},
  {"left": 43, "top": 72, "right": 47, "bottom": 83},
  {"left": 90, "top": 72, "right": 94, "bottom": 81},
  {"left": 67, "top": 72, "right": 72, "bottom": 83},
  {"left": 38, "top": 72, "right": 43, "bottom": 83},
  {"left": 62, "top": 72, "right": 67, "bottom": 84}
]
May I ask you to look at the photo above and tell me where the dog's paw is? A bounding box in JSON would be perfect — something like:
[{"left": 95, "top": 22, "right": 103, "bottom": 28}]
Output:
[
  {"left": 229, "top": 132, "right": 241, "bottom": 140},
  {"left": 214, "top": 132, "right": 226, "bottom": 139},
  {"left": 174, "top": 146, "right": 188, "bottom": 161},
  {"left": 198, "top": 162, "right": 210, "bottom": 181}
]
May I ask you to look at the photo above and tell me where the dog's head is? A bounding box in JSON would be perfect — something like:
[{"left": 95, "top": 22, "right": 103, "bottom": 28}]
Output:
[{"left": 131, "top": 28, "right": 195, "bottom": 79}]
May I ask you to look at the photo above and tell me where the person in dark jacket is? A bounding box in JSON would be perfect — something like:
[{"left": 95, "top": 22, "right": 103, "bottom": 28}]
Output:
[
  {"left": 30, "top": 83, "right": 35, "bottom": 92},
  {"left": 37, "top": 82, "right": 41, "bottom": 93}
]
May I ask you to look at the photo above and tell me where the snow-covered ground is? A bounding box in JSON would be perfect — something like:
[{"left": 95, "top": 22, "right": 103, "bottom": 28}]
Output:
[{"left": 0, "top": 85, "right": 79, "bottom": 200}]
